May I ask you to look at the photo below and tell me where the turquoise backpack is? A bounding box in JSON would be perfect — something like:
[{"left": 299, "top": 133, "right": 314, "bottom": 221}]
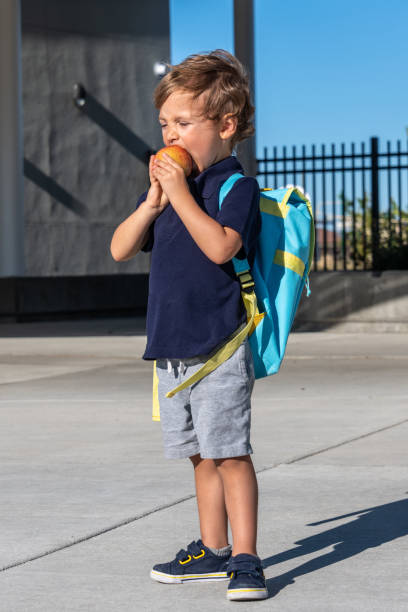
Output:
[
  {"left": 219, "top": 173, "right": 315, "bottom": 378},
  {"left": 152, "top": 173, "right": 315, "bottom": 420}
]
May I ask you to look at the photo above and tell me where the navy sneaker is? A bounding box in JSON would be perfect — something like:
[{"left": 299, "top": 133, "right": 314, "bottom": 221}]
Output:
[
  {"left": 150, "top": 539, "right": 231, "bottom": 584},
  {"left": 226, "top": 553, "right": 268, "bottom": 600}
]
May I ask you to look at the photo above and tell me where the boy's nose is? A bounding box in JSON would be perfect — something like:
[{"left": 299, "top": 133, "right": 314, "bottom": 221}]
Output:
[{"left": 166, "top": 127, "right": 179, "bottom": 144}]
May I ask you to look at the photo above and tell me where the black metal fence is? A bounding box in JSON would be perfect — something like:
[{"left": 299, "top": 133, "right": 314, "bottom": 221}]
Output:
[{"left": 256, "top": 137, "right": 408, "bottom": 271}]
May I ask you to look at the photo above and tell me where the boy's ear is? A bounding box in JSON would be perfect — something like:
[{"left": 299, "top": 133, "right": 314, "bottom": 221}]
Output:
[{"left": 219, "top": 113, "right": 238, "bottom": 141}]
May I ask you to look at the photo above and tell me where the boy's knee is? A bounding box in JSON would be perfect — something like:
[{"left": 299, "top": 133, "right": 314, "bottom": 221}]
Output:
[
  {"left": 189, "top": 454, "right": 220, "bottom": 471},
  {"left": 215, "top": 455, "right": 251, "bottom": 468}
]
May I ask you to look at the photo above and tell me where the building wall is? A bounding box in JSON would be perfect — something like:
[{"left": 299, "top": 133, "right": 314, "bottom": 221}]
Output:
[
  {"left": 21, "top": 0, "right": 170, "bottom": 276},
  {"left": 294, "top": 270, "right": 408, "bottom": 332},
  {"left": 2, "top": 268, "right": 407, "bottom": 328}
]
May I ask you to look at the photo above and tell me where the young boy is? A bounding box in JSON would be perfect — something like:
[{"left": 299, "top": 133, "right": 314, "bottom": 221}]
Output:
[{"left": 110, "top": 49, "right": 268, "bottom": 601}]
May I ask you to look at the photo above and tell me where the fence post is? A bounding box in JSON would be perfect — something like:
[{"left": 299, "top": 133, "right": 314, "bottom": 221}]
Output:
[{"left": 370, "top": 136, "right": 380, "bottom": 270}]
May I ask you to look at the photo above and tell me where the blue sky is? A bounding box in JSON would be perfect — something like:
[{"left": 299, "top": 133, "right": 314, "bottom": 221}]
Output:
[{"left": 169, "top": 0, "right": 408, "bottom": 157}]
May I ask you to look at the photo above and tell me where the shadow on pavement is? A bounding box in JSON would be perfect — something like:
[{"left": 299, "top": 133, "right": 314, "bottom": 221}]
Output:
[{"left": 262, "top": 496, "right": 408, "bottom": 597}]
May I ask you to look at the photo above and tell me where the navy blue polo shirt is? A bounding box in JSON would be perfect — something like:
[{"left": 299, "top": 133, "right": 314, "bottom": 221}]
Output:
[{"left": 136, "top": 155, "right": 261, "bottom": 359}]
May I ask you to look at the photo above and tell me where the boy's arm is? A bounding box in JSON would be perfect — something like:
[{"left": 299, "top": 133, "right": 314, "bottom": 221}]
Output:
[
  {"left": 153, "top": 155, "right": 242, "bottom": 265},
  {"left": 171, "top": 195, "right": 242, "bottom": 265},
  {"left": 110, "top": 156, "right": 168, "bottom": 262},
  {"left": 110, "top": 201, "right": 158, "bottom": 261}
]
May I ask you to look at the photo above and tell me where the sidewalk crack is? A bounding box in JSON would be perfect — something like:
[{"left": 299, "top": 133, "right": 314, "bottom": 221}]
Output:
[
  {"left": 256, "top": 417, "right": 408, "bottom": 472},
  {"left": 0, "top": 494, "right": 195, "bottom": 573}
]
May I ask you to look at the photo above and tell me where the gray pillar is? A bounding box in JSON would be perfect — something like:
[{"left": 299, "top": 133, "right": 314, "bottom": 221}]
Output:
[
  {"left": 0, "top": 0, "right": 24, "bottom": 276},
  {"left": 234, "top": 0, "right": 256, "bottom": 177}
]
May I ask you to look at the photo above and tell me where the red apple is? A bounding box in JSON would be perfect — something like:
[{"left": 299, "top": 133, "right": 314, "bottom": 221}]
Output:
[{"left": 155, "top": 145, "right": 193, "bottom": 176}]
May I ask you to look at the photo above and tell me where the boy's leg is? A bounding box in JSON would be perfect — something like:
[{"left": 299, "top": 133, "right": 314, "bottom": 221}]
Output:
[
  {"left": 216, "top": 455, "right": 268, "bottom": 600},
  {"left": 215, "top": 454, "right": 258, "bottom": 557},
  {"left": 189, "top": 453, "right": 229, "bottom": 549}
]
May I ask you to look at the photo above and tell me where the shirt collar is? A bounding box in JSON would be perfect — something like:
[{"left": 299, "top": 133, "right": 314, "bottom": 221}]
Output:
[{"left": 192, "top": 156, "right": 244, "bottom": 199}]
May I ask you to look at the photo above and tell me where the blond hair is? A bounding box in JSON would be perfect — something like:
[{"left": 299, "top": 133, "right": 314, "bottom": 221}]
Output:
[{"left": 154, "top": 49, "right": 255, "bottom": 148}]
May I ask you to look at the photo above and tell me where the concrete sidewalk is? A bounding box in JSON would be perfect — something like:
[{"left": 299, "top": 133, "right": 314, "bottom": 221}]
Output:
[{"left": 0, "top": 318, "right": 407, "bottom": 611}]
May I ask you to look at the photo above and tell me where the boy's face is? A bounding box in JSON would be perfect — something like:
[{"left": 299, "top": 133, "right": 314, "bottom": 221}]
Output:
[{"left": 158, "top": 90, "right": 233, "bottom": 174}]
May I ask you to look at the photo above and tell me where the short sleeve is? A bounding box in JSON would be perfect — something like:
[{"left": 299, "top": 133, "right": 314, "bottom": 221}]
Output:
[
  {"left": 135, "top": 190, "right": 154, "bottom": 252},
  {"left": 216, "top": 176, "right": 261, "bottom": 259}
]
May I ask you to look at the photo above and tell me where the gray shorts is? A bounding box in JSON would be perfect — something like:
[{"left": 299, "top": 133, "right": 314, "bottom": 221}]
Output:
[{"left": 155, "top": 337, "right": 255, "bottom": 460}]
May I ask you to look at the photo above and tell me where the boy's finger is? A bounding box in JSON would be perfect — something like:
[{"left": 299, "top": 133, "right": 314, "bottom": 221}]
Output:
[
  {"left": 153, "top": 159, "right": 169, "bottom": 171},
  {"left": 152, "top": 166, "right": 164, "bottom": 178},
  {"left": 149, "top": 155, "right": 155, "bottom": 172}
]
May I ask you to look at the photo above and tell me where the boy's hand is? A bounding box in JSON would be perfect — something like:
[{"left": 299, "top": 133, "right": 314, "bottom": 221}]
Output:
[
  {"left": 145, "top": 155, "right": 169, "bottom": 213},
  {"left": 152, "top": 153, "right": 190, "bottom": 203}
]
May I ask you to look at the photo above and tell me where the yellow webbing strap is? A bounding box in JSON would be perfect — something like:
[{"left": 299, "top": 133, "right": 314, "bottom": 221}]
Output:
[
  {"left": 165, "top": 290, "right": 257, "bottom": 398},
  {"left": 274, "top": 249, "right": 305, "bottom": 277},
  {"left": 152, "top": 361, "right": 160, "bottom": 421}
]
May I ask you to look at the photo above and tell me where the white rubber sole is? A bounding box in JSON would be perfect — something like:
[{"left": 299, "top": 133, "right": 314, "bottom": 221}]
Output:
[
  {"left": 150, "top": 569, "right": 229, "bottom": 584},
  {"left": 227, "top": 587, "right": 269, "bottom": 601}
]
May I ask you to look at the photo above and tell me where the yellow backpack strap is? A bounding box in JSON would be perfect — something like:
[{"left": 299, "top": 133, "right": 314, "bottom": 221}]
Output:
[
  {"left": 152, "top": 360, "right": 160, "bottom": 421},
  {"left": 165, "top": 289, "right": 257, "bottom": 398}
]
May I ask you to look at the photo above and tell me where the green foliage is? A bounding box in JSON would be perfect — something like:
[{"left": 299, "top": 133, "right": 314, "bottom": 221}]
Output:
[{"left": 338, "top": 192, "right": 408, "bottom": 269}]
